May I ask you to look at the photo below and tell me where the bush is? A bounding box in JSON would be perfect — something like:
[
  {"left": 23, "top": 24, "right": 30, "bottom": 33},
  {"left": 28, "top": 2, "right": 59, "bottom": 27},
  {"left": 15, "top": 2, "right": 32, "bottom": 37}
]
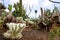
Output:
[{"left": 49, "top": 27, "right": 60, "bottom": 40}]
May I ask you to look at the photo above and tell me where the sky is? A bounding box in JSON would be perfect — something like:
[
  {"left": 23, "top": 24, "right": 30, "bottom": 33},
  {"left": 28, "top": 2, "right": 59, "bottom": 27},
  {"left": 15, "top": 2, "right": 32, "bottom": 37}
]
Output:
[{"left": 0, "top": 0, "right": 60, "bottom": 18}]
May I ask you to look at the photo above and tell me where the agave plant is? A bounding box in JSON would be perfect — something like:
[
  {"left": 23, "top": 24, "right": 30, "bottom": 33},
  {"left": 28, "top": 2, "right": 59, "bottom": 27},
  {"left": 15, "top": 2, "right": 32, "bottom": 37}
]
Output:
[{"left": 3, "top": 23, "right": 26, "bottom": 39}]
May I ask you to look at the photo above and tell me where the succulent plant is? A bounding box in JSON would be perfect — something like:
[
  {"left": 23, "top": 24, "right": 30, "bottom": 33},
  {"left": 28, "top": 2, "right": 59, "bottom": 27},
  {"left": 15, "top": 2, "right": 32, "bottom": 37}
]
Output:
[{"left": 3, "top": 23, "right": 26, "bottom": 39}]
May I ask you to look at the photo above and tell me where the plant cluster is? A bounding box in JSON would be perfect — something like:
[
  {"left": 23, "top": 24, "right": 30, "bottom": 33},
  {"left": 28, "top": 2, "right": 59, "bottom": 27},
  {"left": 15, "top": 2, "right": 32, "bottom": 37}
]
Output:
[{"left": 3, "top": 23, "right": 26, "bottom": 39}]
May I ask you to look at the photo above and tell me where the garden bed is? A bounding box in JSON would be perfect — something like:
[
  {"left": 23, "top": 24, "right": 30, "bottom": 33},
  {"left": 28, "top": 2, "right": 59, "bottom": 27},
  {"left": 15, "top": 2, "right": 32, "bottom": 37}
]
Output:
[{"left": 0, "top": 27, "right": 49, "bottom": 40}]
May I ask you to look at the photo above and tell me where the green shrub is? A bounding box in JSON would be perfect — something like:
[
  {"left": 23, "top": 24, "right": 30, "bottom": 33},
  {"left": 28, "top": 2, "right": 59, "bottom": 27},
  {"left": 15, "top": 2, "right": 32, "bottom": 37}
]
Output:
[{"left": 49, "top": 27, "right": 60, "bottom": 40}]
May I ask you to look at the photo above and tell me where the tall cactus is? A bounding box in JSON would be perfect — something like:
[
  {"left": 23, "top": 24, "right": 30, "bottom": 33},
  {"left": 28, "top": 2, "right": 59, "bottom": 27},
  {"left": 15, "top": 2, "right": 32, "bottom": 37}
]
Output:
[
  {"left": 19, "top": 0, "right": 22, "bottom": 16},
  {"left": 13, "top": 0, "right": 28, "bottom": 19},
  {"left": 13, "top": 0, "right": 24, "bottom": 17}
]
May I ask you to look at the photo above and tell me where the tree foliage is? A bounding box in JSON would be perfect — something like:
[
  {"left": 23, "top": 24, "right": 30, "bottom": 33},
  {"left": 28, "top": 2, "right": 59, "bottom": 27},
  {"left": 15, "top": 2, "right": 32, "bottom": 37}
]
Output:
[
  {"left": 0, "top": 3, "right": 6, "bottom": 9},
  {"left": 49, "top": 0, "right": 60, "bottom": 3}
]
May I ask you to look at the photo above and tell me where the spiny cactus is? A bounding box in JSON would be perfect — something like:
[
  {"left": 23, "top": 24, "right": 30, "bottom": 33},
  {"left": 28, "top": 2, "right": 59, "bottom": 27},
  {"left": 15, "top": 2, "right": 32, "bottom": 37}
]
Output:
[
  {"left": 13, "top": 0, "right": 27, "bottom": 19},
  {"left": 3, "top": 23, "right": 26, "bottom": 39},
  {"left": 13, "top": 0, "right": 22, "bottom": 17}
]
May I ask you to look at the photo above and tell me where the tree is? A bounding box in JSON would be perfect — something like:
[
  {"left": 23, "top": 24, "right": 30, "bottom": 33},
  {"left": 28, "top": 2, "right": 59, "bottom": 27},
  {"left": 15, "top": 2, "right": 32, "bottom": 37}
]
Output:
[
  {"left": 0, "top": 3, "right": 6, "bottom": 9},
  {"left": 53, "top": 6, "right": 59, "bottom": 13},
  {"left": 49, "top": 0, "right": 60, "bottom": 3},
  {"left": 0, "top": 3, "right": 6, "bottom": 18}
]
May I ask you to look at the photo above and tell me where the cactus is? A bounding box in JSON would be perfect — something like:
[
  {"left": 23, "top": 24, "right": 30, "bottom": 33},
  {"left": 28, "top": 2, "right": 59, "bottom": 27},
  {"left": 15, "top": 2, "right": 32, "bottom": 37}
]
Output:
[
  {"left": 3, "top": 23, "right": 26, "bottom": 39},
  {"left": 13, "top": 0, "right": 27, "bottom": 19},
  {"left": 8, "top": 4, "right": 12, "bottom": 12}
]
